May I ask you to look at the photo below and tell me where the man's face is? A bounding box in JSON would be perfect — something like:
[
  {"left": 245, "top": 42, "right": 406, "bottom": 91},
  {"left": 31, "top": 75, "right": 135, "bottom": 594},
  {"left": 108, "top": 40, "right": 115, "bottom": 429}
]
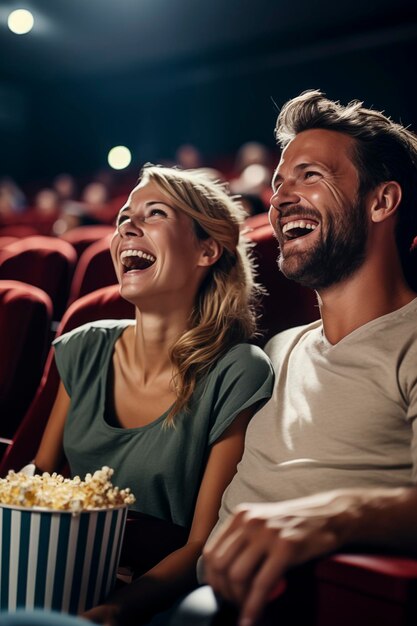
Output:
[{"left": 269, "top": 128, "right": 369, "bottom": 291}]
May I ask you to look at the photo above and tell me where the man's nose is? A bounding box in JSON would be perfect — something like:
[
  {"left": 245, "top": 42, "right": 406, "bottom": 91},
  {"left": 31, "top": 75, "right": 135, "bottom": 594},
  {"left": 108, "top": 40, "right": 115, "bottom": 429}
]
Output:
[{"left": 270, "top": 180, "right": 300, "bottom": 212}]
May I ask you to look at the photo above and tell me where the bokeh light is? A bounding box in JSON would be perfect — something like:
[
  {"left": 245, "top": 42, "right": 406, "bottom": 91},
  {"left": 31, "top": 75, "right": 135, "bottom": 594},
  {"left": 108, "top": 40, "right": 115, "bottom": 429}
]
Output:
[
  {"left": 107, "top": 146, "right": 132, "bottom": 170},
  {"left": 7, "top": 9, "right": 34, "bottom": 35}
]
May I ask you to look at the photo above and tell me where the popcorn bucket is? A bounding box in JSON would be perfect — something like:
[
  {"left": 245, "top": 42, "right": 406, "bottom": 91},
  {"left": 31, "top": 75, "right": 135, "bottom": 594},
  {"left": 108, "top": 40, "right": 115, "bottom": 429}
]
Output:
[{"left": 0, "top": 503, "right": 128, "bottom": 614}]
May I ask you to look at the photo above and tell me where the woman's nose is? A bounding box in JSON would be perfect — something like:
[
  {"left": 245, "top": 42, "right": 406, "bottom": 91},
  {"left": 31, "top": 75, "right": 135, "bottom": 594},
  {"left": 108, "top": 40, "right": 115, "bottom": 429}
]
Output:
[{"left": 118, "top": 216, "right": 144, "bottom": 237}]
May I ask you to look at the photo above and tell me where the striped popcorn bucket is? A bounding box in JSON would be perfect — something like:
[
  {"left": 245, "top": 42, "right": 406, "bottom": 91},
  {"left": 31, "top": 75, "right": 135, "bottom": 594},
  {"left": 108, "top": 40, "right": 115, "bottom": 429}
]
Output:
[{"left": 0, "top": 503, "right": 128, "bottom": 614}]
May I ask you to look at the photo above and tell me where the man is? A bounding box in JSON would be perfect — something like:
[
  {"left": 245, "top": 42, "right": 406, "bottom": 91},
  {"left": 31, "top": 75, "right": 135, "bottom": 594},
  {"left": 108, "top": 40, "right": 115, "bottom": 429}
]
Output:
[{"left": 202, "top": 90, "right": 417, "bottom": 626}]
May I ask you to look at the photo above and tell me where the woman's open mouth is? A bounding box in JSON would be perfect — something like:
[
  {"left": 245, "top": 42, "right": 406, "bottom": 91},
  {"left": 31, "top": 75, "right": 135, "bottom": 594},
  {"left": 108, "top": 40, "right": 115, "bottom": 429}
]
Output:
[{"left": 120, "top": 249, "right": 156, "bottom": 272}]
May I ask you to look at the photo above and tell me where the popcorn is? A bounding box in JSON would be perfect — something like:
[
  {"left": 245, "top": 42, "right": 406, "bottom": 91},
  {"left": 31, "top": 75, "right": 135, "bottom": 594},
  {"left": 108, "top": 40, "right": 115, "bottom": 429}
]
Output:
[{"left": 0, "top": 466, "right": 135, "bottom": 512}]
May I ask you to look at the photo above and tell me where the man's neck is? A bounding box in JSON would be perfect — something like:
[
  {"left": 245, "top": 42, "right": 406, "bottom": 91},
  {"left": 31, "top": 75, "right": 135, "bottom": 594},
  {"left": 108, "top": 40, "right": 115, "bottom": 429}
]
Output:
[{"left": 317, "top": 270, "right": 416, "bottom": 345}]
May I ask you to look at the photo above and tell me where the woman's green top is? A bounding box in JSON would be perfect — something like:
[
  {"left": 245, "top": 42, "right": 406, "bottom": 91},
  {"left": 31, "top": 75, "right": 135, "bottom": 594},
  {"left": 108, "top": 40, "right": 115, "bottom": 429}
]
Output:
[{"left": 53, "top": 320, "right": 274, "bottom": 528}]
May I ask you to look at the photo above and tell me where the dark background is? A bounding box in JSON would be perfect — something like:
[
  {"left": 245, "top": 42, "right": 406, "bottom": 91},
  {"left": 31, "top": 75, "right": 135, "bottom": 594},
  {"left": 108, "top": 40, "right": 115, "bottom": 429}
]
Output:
[{"left": 1, "top": 0, "right": 417, "bottom": 186}]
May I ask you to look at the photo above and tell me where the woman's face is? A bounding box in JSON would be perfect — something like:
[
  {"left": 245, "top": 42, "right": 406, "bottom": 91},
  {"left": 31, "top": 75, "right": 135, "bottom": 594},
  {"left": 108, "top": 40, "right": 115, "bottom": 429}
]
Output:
[{"left": 111, "top": 179, "right": 210, "bottom": 308}]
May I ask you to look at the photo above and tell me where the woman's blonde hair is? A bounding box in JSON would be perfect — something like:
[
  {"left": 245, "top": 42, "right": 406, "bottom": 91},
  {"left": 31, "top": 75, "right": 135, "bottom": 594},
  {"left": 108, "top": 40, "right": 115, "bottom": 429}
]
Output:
[{"left": 138, "top": 164, "right": 262, "bottom": 425}]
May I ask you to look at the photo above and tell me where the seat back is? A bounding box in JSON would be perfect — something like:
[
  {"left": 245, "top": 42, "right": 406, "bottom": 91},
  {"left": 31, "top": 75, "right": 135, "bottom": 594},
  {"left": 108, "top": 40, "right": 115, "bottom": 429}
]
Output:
[
  {"left": 0, "top": 225, "right": 39, "bottom": 238},
  {"left": 253, "top": 552, "right": 417, "bottom": 626},
  {"left": 0, "top": 280, "right": 53, "bottom": 440},
  {"left": 245, "top": 211, "right": 270, "bottom": 231},
  {"left": 0, "top": 237, "right": 18, "bottom": 249},
  {"left": 246, "top": 224, "right": 319, "bottom": 344},
  {"left": 0, "top": 284, "right": 134, "bottom": 475},
  {"left": 97, "top": 193, "right": 128, "bottom": 224},
  {"left": 61, "top": 225, "right": 115, "bottom": 260},
  {"left": 0, "top": 236, "right": 77, "bottom": 320},
  {"left": 315, "top": 553, "right": 417, "bottom": 626},
  {"left": 68, "top": 234, "right": 116, "bottom": 304}
]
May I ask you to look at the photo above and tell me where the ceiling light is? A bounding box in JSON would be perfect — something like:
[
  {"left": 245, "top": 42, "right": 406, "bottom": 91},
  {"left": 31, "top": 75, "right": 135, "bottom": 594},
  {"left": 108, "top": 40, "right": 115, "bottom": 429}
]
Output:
[
  {"left": 108, "top": 146, "right": 132, "bottom": 170},
  {"left": 7, "top": 9, "right": 34, "bottom": 35}
]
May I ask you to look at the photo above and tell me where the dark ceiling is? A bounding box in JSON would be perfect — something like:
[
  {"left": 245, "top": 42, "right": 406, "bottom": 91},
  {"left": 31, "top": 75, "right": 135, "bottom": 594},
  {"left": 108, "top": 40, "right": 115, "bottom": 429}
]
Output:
[{"left": 1, "top": 0, "right": 417, "bottom": 186}]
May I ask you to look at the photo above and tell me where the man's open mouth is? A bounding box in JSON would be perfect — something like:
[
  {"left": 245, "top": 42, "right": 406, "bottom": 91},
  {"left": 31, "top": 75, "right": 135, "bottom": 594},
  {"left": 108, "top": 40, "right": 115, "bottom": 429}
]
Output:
[
  {"left": 120, "top": 249, "right": 156, "bottom": 272},
  {"left": 282, "top": 220, "right": 318, "bottom": 241}
]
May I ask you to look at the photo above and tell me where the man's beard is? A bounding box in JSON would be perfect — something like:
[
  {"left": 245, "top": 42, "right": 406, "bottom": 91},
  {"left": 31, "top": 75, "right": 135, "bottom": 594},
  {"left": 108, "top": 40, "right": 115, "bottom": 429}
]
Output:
[{"left": 278, "top": 198, "right": 368, "bottom": 291}]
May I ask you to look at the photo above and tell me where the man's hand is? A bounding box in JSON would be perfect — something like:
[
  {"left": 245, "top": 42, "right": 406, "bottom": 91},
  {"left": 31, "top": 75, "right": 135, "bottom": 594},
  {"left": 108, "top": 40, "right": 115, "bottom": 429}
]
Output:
[
  {"left": 203, "top": 490, "right": 364, "bottom": 626},
  {"left": 82, "top": 603, "right": 120, "bottom": 625}
]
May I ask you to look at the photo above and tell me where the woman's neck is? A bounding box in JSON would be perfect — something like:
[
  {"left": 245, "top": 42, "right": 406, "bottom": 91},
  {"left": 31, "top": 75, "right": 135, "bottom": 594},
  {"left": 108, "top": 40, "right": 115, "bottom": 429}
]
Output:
[{"left": 126, "top": 307, "right": 192, "bottom": 384}]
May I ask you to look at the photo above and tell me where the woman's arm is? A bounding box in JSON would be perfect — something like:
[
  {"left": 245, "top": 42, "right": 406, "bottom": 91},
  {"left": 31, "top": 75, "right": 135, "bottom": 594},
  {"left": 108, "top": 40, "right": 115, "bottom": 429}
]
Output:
[
  {"left": 34, "top": 380, "right": 70, "bottom": 473},
  {"left": 84, "top": 406, "right": 257, "bottom": 626}
]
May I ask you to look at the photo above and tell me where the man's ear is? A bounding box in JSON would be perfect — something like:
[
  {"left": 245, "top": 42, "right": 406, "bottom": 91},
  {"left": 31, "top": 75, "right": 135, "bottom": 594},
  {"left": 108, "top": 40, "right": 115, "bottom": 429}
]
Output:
[
  {"left": 370, "top": 181, "right": 402, "bottom": 223},
  {"left": 198, "top": 238, "right": 223, "bottom": 267}
]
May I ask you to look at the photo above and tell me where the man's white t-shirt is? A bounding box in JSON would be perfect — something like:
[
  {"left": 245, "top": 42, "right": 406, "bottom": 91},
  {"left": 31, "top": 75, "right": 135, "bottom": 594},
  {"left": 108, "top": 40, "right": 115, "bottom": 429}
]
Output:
[{"left": 215, "top": 297, "right": 417, "bottom": 530}]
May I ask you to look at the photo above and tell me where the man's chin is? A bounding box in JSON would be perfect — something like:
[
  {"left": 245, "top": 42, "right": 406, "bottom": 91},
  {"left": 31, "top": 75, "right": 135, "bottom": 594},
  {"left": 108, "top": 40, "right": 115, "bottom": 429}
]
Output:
[
  {"left": 278, "top": 256, "right": 327, "bottom": 290},
  {"left": 278, "top": 253, "right": 313, "bottom": 281}
]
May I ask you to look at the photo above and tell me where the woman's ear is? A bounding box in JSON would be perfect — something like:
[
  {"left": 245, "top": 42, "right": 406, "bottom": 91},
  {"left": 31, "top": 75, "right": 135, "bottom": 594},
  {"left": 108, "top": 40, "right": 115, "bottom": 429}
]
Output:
[
  {"left": 370, "top": 181, "right": 402, "bottom": 223},
  {"left": 198, "top": 238, "right": 223, "bottom": 267}
]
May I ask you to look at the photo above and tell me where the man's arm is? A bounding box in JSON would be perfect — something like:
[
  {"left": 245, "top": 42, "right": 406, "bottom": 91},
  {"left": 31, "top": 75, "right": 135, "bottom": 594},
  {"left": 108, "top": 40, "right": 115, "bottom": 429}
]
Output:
[{"left": 203, "top": 486, "right": 417, "bottom": 626}]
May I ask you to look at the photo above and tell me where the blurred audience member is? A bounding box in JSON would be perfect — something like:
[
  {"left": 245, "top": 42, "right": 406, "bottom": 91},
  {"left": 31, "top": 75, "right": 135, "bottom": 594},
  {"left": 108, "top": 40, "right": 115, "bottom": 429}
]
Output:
[
  {"left": 81, "top": 181, "right": 109, "bottom": 206},
  {"left": 194, "top": 168, "right": 225, "bottom": 183},
  {"left": 34, "top": 188, "right": 60, "bottom": 216},
  {"left": 175, "top": 144, "right": 203, "bottom": 169},
  {"left": 231, "top": 163, "right": 271, "bottom": 194},
  {"left": 0, "top": 178, "right": 26, "bottom": 215},
  {"left": 53, "top": 173, "right": 77, "bottom": 202},
  {"left": 52, "top": 201, "right": 102, "bottom": 236},
  {"left": 235, "top": 141, "right": 271, "bottom": 174},
  {"left": 230, "top": 144, "right": 273, "bottom": 215},
  {"left": 94, "top": 169, "right": 115, "bottom": 194}
]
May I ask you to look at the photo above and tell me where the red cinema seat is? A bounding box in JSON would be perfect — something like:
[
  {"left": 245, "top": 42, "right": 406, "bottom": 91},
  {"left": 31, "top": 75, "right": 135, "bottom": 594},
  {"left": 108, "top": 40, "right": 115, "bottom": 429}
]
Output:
[
  {"left": 61, "top": 224, "right": 115, "bottom": 260},
  {"left": 0, "top": 236, "right": 77, "bottom": 320},
  {"left": 245, "top": 211, "right": 270, "bottom": 231},
  {"left": 0, "top": 236, "right": 18, "bottom": 249},
  {"left": 0, "top": 280, "right": 53, "bottom": 441},
  {"left": 97, "top": 193, "right": 128, "bottom": 225},
  {"left": 68, "top": 234, "right": 116, "bottom": 304},
  {"left": 246, "top": 223, "right": 319, "bottom": 343},
  {"left": 0, "top": 225, "right": 39, "bottom": 238},
  {"left": 258, "top": 552, "right": 417, "bottom": 626},
  {"left": 0, "top": 284, "right": 134, "bottom": 475},
  {"left": 315, "top": 553, "right": 417, "bottom": 626}
]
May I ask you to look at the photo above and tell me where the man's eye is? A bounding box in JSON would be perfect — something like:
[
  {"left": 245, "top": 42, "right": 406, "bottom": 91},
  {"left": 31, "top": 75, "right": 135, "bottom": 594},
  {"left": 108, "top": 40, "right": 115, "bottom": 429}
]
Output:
[{"left": 304, "top": 171, "right": 320, "bottom": 181}]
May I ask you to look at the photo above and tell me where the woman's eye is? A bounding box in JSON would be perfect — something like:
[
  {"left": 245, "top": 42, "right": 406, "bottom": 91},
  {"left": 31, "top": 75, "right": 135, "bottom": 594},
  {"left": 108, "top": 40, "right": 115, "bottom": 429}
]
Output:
[
  {"left": 116, "top": 213, "right": 129, "bottom": 228},
  {"left": 146, "top": 208, "right": 167, "bottom": 220}
]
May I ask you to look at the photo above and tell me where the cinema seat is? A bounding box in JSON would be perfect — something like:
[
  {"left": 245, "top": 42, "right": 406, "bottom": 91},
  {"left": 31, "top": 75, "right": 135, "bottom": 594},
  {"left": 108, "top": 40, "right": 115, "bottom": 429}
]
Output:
[
  {"left": 0, "top": 225, "right": 40, "bottom": 238},
  {"left": 246, "top": 223, "right": 319, "bottom": 343},
  {"left": 0, "top": 236, "right": 77, "bottom": 320},
  {"left": 245, "top": 210, "right": 270, "bottom": 231},
  {"left": 171, "top": 551, "right": 417, "bottom": 626},
  {"left": 0, "top": 284, "right": 134, "bottom": 475},
  {"left": 0, "top": 280, "right": 53, "bottom": 442},
  {"left": 67, "top": 234, "right": 116, "bottom": 304},
  {"left": 0, "top": 236, "right": 18, "bottom": 249},
  {"left": 315, "top": 553, "right": 417, "bottom": 626},
  {"left": 97, "top": 193, "right": 128, "bottom": 224},
  {"left": 61, "top": 224, "right": 115, "bottom": 260}
]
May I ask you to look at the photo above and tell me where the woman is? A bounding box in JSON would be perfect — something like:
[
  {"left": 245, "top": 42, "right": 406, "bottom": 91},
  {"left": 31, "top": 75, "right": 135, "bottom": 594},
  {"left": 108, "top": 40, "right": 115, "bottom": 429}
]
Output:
[{"left": 34, "top": 165, "right": 274, "bottom": 625}]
